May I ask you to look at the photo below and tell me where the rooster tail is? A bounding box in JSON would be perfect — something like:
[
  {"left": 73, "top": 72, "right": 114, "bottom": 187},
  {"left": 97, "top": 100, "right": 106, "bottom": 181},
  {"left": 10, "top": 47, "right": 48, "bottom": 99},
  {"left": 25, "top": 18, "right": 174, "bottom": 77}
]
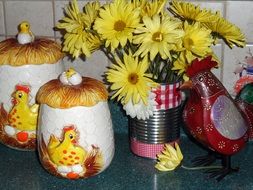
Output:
[
  {"left": 84, "top": 146, "right": 103, "bottom": 178},
  {"left": 48, "top": 134, "right": 60, "bottom": 151},
  {"left": 0, "top": 103, "right": 8, "bottom": 126}
]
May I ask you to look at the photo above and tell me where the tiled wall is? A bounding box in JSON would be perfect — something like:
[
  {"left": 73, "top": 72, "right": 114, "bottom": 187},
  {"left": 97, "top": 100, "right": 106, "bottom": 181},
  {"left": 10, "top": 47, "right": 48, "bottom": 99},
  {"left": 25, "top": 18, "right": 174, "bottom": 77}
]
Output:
[{"left": 0, "top": 0, "right": 253, "bottom": 95}]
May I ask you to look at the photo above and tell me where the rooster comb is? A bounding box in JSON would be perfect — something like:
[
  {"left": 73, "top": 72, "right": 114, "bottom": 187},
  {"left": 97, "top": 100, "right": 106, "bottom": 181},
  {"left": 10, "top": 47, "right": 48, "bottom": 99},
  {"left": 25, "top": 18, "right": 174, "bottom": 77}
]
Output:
[
  {"left": 186, "top": 56, "right": 218, "bottom": 77},
  {"left": 15, "top": 84, "right": 30, "bottom": 94},
  {"left": 63, "top": 125, "right": 75, "bottom": 132}
]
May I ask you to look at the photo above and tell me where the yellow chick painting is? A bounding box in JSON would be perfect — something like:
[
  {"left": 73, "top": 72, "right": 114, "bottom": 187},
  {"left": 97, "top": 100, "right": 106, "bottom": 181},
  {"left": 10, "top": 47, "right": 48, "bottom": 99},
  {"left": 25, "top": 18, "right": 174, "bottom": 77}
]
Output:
[
  {"left": 17, "top": 21, "right": 34, "bottom": 44},
  {"left": 59, "top": 68, "right": 82, "bottom": 85},
  {"left": 4, "top": 84, "right": 39, "bottom": 142},
  {"left": 48, "top": 125, "right": 87, "bottom": 179}
]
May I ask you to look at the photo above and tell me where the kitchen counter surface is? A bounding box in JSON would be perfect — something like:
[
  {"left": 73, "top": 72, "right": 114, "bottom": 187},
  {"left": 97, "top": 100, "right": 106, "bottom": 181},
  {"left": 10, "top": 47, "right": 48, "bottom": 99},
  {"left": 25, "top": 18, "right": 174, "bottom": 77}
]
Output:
[{"left": 0, "top": 102, "right": 253, "bottom": 190}]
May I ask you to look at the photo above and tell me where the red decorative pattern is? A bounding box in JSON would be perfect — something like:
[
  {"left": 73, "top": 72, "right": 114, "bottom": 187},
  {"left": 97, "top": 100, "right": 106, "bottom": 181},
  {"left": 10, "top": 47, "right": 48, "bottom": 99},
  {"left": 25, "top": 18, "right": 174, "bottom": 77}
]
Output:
[
  {"left": 152, "top": 82, "right": 182, "bottom": 110},
  {"left": 234, "top": 75, "right": 253, "bottom": 94},
  {"left": 130, "top": 138, "right": 179, "bottom": 159}
]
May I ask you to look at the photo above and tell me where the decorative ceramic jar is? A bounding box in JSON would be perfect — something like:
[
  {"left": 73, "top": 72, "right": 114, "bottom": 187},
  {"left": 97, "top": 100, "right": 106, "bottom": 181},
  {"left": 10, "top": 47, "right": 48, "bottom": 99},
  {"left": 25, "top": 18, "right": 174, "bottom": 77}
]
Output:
[
  {"left": 129, "top": 82, "right": 182, "bottom": 159},
  {"left": 36, "top": 69, "right": 114, "bottom": 179},
  {"left": 0, "top": 23, "right": 64, "bottom": 150}
]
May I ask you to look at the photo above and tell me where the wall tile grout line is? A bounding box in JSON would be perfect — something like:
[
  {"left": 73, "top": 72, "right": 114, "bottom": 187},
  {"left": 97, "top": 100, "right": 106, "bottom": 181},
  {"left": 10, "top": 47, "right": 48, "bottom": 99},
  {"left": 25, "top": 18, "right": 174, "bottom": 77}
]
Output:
[
  {"left": 219, "top": 0, "right": 228, "bottom": 83},
  {"left": 52, "top": 0, "right": 57, "bottom": 41},
  {"left": 2, "top": 0, "right": 7, "bottom": 38}
]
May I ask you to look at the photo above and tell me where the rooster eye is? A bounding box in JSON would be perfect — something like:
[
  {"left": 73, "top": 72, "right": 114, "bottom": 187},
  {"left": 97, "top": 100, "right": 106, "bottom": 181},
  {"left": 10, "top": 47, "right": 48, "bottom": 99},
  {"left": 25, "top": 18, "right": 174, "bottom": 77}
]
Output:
[
  {"left": 69, "top": 134, "right": 73, "bottom": 139},
  {"left": 198, "top": 76, "right": 204, "bottom": 82},
  {"left": 18, "top": 93, "right": 22, "bottom": 98}
]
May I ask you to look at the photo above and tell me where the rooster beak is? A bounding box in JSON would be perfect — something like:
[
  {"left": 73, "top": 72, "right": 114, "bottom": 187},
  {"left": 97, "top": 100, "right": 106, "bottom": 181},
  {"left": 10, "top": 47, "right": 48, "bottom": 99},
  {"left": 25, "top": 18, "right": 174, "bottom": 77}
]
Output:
[{"left": 180, "top": 80, "right": 193, "bottom": 90}]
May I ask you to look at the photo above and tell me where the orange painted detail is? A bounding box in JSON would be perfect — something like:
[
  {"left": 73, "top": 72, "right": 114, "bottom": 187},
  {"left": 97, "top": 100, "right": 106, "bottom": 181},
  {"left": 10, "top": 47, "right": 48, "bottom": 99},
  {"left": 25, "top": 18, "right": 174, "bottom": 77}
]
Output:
[
  {"left": 63, "top": 157, "right": 68, "bottom": 160},
  {"left": 67, "top": 164, "right": 72, "bottom": 166},
  {"left": 71, "top": 151, "right": 76, "bottom": 155},
  {"left": 67, "top": 172, "right": 79, "bottom": 180},
  {"left": 68, "top": 155, "right": 73, "bottom": 158},
  {"left": 63, "top": 150, "right": 67, "bottom": 154},
  {"left": 70, "top": 160, "right": 74, "bottom": 163},
  {"left": 16, "top": 132, "right": 28, "bottom": 142},
  {"left": 74, "top": 156, "right": 79, "bottom": 160},
  {"left": 59, "top": 161, "right": 64, "bottom": 165}
]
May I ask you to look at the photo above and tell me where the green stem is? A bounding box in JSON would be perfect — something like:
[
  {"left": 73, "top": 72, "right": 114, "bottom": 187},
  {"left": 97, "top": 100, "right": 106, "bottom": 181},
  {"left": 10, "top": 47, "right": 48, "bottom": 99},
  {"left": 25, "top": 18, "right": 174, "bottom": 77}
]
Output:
[{"left": 181, "top": 165, "right": 222, "bottom": 171}]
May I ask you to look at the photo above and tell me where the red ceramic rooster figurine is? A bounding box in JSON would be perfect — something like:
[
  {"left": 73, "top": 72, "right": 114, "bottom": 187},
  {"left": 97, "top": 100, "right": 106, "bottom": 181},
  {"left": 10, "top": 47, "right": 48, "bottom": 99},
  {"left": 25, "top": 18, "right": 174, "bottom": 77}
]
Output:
[{"left": 181, "top": 56, "right": 248, "bottom": 181}]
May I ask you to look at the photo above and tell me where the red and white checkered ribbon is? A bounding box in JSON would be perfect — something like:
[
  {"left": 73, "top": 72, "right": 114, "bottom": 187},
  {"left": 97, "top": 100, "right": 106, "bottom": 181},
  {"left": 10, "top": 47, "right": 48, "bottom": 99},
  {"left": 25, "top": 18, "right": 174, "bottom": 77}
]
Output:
[
  {"left": 152, "top": 82, "right": 182, "bottom": 110},
  {"left": 131, "top": 138, "right": 179, "bottom": 159}
]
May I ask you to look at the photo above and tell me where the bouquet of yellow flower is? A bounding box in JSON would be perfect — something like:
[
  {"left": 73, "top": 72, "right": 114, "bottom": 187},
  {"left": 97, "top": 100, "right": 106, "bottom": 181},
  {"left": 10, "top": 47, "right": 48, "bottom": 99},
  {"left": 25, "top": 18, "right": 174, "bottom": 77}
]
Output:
[{"left": 57, "top": 0, "right": 245, "bottom": 120}]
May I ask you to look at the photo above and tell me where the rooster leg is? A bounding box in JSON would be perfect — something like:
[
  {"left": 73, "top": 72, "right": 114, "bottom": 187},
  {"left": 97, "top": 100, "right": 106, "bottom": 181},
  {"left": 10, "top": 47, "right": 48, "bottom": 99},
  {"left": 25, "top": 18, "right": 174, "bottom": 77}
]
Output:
[
  {"left": 191, "top": 151, "right": 217, "bottom": 167},
  {"left": 206, "top": 156, "right": 239, "bottom": 182}
]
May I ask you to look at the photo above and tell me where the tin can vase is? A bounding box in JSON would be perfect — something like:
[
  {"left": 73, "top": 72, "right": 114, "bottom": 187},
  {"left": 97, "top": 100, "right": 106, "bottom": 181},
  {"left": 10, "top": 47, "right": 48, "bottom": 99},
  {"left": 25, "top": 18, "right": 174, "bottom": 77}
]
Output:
[
  {"left": 0, "top": 37, "right": 64, "bottom": 151},
  {"left": 129, "top": 82, "right": 182, "bottom": 159},
  {"left": 36, "top": 70, "right": 114, "bottom": 179}
]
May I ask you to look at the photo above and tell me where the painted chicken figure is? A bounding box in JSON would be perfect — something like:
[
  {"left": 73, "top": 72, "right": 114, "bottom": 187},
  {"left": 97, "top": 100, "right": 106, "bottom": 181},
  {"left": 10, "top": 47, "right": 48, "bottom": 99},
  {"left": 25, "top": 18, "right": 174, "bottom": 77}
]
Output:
[
  {"left": 4, "top": 84, "right": 39, "bottom": 142},
  {"left": 182, "top": 56, "right": 249, "bottom": 181},
  {"left": 17, "top": 21, "right": 35, "bottom": 44},
  {"left": 48, "top": 125, "right": 87, "bottom": 179}
]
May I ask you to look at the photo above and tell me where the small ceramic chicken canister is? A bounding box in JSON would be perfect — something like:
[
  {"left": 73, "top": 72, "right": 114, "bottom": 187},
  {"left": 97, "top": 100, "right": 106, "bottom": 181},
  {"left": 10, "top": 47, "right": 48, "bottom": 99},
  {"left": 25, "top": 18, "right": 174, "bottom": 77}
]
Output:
[
  {"left": 0, "top": 21, "right": 64, "bottom": 150},
  {"left": 36, "top": 68, "right": 115, "bottom": 179}
]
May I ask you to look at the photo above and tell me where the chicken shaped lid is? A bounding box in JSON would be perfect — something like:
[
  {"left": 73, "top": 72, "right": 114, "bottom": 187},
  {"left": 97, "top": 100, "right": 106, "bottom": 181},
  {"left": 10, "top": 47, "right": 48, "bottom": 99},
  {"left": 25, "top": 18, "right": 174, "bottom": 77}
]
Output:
[
  {"left": 36, "top": 68, "right": 108, "bottom": 108},
  {"left": 0, "top": 21, "right": 64, "bottom": 66}
]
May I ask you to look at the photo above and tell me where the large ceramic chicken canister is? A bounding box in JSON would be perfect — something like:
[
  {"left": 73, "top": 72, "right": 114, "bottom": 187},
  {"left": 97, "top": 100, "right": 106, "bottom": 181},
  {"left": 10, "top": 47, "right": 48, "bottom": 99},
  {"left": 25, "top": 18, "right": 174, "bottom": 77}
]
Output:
[
  {"left": 36, "top": 69, "right": 114, "bottom": 179},
  {"left": 0, "top": 21, "right": 64, "bottom": 150}
]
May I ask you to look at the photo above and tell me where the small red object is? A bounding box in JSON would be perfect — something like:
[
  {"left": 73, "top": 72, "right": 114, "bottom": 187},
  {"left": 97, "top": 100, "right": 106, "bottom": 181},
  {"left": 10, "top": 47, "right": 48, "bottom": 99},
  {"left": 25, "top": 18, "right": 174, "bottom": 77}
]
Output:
[
  {"left": 16, "top": 131, "right": 28, "bottom": 142},
  {"left": 67, "top": 172, "right": 79, "bottom": 179},
  {"left": 63, "top": 125, "right": 75, "bottom": 132},
  {"left": 15, "top": 84, "right": 30, "bottom": 94}
]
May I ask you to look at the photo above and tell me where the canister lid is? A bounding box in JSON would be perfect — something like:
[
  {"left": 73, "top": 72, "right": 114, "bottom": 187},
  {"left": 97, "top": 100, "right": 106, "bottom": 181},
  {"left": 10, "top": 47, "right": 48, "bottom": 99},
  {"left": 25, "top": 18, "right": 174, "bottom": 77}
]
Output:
[
  {"left": 36, "top": 71, "right": 108, "bottom": 108},
  {"left": 0, "top": 38, "right": 64, "bottom": 66}
]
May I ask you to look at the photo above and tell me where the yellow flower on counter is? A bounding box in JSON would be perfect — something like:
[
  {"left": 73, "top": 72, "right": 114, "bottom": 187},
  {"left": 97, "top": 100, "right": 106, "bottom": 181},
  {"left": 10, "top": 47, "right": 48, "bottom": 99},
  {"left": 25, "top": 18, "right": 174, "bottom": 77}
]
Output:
[
  {"left": 57, "top": 0, "right": 101, "bottom": 58},
  {"left": 94, "top": 0, "right": 141, "bottom": 51},
  {"left": 155, "top": 143, "right": 183, "bottom": 171},
  {"left": 106, "top": 53, "right": 157, "bottom": 105},
  {"left": 133, "top": 14, "right": 184, "bottom": 61}
]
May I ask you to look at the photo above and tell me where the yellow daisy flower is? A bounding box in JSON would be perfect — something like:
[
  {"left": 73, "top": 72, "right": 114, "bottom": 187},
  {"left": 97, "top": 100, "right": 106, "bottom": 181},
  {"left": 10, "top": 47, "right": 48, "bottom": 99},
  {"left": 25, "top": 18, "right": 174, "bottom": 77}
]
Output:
[
  {"left": 169, "top": 0, "right": 215, "bottom": 23},
  {"left": 94, "top": 0, "right": 141, "bottom": 51},
  {"left": 155, "top": 143, "right": 183, "bottom": 171},
  {"left": 57, "top": 0, "right": 101, "bottom": 58},
  {"left": 106, "top": 54, "right": 157, "bottom": 105},
  {"left": 136, "top": 0, "right": 167, "bottom": 17},
  {"left": 82, "top": 0, "right": 101, "bottom": 28},
  {"left": 133, "top": 14, "right": 184, "bottom": 61},
  {"left": 172, "top": 54, "right": 189, "bottom": 81},
  {"left": 202, "top": 13, "right": 246, "bottom": 48},
  {"left": 182, "top": 22, "right": 213, "bottom": 62}
]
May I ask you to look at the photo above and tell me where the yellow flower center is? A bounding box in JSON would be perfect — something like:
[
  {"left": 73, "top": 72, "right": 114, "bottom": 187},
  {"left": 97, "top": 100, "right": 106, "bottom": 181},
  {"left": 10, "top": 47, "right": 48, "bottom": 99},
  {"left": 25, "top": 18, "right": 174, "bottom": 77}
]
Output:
[
  {"left": 128, "top": 73, "right": 139, "bottom": 84},
  {"left": 152, "top": 32, "right": 163, "bottom": 42},
  {"left": 114, "top": 20, "right": 126, "bottom": 31},
  {"left": 184, "top": 37, "right": 194, "bottom": 50}
]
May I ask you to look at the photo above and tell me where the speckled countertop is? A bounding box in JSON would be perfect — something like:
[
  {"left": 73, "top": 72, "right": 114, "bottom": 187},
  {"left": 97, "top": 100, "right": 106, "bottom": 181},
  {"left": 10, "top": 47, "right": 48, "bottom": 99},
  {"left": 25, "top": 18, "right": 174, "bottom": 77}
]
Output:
[{"left": 0, "top": 102, "right": 253, "bottom": 190}]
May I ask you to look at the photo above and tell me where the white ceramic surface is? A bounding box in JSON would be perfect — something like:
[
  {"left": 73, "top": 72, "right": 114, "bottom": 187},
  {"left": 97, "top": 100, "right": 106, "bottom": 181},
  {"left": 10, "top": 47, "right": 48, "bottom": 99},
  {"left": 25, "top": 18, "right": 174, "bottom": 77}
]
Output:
[
  {"left": 38, "top": 102, "right": 115, "bottom": 173},
  {"left": 0, "top": 61, "right": 64, "bottom": 112}
]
